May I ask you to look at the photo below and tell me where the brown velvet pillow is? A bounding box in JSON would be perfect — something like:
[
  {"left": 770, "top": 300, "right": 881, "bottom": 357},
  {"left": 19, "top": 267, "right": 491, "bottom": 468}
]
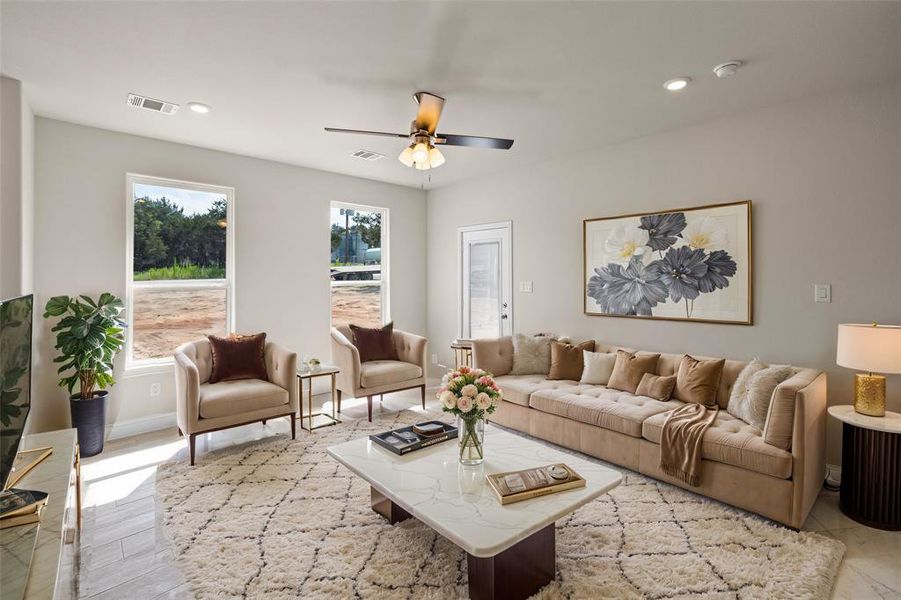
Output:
[
  {"left": 674, "top": 354, "right": 726, "bottom": 407},
  {"left": 607, "top": 350, "right": 660, "bottom": 394},
  {"left": 635, "top": 373, "right": 676, "bottom": 401},
  {"left": 208, "top": 333, "right": 268, "bottom": 383},
  {"left": 548, "top": 340, "right": 595, "bottom": 380},
  {"left": 349, "top": 321, "right": 398, "bottom": 363}
]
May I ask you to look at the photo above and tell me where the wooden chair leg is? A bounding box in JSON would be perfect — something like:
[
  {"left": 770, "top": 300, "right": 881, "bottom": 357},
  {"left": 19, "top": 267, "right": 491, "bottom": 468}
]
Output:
[
  {"left": 367, "top": 395, "right": 373, "bottom": 421},
  {"left": 262, "top": 419, "right": 267, "bottom": 425},
  {"left": 290, "top": 416, "right": 296, "bottom": 439},
  {"left": 337, "top": 390, "right": 343, "bottom": 412},
  {"left": 421, "top": 385, "right": 426, "bottom": 409},
  {"left": 189, "top": 434, "right": 196, "bottom": 466},
  {"left": 379, "top": 394, "right": 383, "bottom": 403},
  {"left": 177, "top": 427, "right": 183, "bottom": 437}
]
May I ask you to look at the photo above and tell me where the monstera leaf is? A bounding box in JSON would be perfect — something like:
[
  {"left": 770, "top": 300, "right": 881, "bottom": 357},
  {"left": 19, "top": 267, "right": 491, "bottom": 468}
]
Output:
[{"left": 44, "top": 294, "right": 126, "bottom": 399}]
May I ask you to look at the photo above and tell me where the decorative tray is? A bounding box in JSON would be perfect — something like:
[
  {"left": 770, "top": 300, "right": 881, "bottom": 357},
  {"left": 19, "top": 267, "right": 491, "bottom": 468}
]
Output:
[{"left": 369, "top": 421, "right": 458, "bottom": 456}]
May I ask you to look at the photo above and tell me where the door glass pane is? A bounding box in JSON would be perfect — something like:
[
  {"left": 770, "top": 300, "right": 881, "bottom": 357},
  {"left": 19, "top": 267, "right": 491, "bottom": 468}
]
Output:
[
  {"left": 468, "top": 241, "right": 501, "bottom": 339},
  {"left": 132, "top": 287, "right": 227, "bottom": 360}
]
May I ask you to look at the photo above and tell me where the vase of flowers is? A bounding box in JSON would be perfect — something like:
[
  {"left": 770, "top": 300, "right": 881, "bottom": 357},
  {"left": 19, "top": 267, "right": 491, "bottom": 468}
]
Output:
[{"left": 437, "top": 366, "right": 502, "bottom": 466}]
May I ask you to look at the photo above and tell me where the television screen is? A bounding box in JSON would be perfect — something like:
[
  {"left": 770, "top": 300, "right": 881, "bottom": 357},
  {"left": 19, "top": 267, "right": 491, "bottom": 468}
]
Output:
[{"left": 1, "top": 294, "right": 33, "bottom": 490}]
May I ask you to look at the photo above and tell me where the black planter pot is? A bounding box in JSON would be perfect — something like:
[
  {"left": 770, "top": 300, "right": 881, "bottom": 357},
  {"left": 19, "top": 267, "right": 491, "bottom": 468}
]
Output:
[{"left": 70, "top": 391, "right": 108, "bottom": 457}]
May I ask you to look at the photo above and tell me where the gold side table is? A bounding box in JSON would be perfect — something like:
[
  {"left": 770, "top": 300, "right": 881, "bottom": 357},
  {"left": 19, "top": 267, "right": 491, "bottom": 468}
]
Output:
[{"left": 297, "top": 365, "right": 341, "bottom": 432}]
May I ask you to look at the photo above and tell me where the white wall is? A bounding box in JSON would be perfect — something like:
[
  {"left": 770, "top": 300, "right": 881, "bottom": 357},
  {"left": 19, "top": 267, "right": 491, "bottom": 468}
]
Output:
[
  {"left": 0, "top": 75, "right": 34, "bottom": 297},
  {"left": 33, "top": 118, "right": 426, "bottom": 434},
  {"left": 427, "top": 83, "right": 901, "bottom": 466}
]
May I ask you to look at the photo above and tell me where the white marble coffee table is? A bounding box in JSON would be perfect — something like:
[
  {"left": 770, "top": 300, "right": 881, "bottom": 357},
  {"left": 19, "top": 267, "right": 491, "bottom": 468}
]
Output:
[{"left": 327, "top": 424, "right": 622, "bottom": 600}]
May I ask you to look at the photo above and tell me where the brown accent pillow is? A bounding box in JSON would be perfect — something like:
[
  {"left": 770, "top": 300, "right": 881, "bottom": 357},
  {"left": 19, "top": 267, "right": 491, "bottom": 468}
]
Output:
[
  {"left": 548, "top": 340, "right": 595, "bottom": 380},
  {"left": 607, "top": 350, "right": 660, "bottom": 394},
  {"left": 635, "top": 373, "right": 676, "bottom": 401},
  {"left": 674, "top": 354, "right": 726, "bottom": 407},
  {"left": 208, "top": 332, "right": 268, "bottom": 383},
  {"left": 349, "top": 321, "right": 398, "bottom": 363}
]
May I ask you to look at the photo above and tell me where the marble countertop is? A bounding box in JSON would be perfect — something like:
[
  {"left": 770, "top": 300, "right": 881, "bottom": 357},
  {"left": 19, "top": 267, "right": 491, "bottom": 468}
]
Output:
[
  {"left": 1, "top": 429, "right": 78, "bottom": 600},
  {"left": 328, "top": 425, "right": 622, "bottom": 557},
  {"left": 828, "top": 405, "right": 901, "bottom": 433}
]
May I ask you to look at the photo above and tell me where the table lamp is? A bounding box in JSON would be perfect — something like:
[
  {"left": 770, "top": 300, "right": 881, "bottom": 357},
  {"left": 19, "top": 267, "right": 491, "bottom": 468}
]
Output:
[{"left": 836, "top": 323, "right": 901, "bottom": 416}]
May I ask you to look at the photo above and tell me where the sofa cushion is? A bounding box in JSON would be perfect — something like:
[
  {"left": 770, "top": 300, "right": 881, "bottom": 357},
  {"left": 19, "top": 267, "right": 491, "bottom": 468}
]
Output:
[
  {"left": 199, "top": 379, "right": 288, "bottom": 419},
  {"left": 635, "top": 373, "right": 676, "bottom": 401},
  {"left": 494, "top": 375, "right": 594, "bottom": 407},
  {"left": 673, "top": 355, "right": 725, "bottom": 407},
  {"left": 530, "top": 387, "right": 683, "bottom": 437},
  {"left": 642, "top": 410, "right": 792, "bottom": 479},
  {"left": 608, "top": 350, "right": 660, "bottom": 394},
  {"left": 350, "top": 322, "right": 398, "bottom": 362},
  {"left": 510, "top": 334, "right": 554, "bottom": 375},
  {"left": 548, "top": 340, "right": 595, "bottom": 381},
  {"left": 360, "top": 360, "right": 422, "bottom": 388}
]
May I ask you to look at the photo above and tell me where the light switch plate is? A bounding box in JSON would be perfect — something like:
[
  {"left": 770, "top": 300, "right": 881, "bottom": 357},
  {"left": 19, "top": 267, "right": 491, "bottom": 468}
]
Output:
[
  {"left": 814, "top": 284, "right": 831, "bottom": 303},
  {"left": 519, "top": 281, "right": 533, "bottom": 293}
]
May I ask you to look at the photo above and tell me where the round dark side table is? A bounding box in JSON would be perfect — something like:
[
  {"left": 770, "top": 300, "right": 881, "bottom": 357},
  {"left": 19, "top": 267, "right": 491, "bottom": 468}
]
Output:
[{"left": 828, "top": 405, "right": 901, "bottom": 531}]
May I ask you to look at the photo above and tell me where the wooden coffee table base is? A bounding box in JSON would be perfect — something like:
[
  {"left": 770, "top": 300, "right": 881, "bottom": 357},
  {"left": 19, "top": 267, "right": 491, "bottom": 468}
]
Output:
[{"left": 370, "top": 486, "right": 556, "bottom": 600}]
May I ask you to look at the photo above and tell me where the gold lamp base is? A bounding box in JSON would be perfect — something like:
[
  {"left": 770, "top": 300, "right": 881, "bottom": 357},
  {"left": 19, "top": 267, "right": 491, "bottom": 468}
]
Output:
[{"left": 854, "top": 373, "right": 886, "bottom": 417}]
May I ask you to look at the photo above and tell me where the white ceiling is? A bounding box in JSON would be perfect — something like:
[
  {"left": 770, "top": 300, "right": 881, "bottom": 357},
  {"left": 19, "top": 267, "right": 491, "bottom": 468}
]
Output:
[{"left": 3, "top": 1, "right": 899, "bottom": 190}]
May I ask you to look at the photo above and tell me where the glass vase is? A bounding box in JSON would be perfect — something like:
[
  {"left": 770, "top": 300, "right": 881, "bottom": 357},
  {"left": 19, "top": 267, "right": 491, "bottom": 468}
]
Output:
[{"left": 457, "top": 415, "right": 485, "bottom": 466}]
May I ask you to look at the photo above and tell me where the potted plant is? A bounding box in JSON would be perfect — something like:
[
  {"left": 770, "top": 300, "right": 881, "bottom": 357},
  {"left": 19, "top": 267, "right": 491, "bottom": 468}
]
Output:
[{"left": 43, "top": 293, "right": 125, "bottom": 457}]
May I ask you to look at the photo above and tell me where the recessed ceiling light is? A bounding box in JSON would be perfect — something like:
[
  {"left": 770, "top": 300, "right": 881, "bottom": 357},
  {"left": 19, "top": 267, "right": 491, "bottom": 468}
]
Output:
[
  {"left": 187, "top": 102, "right": 211, "bottom": 114},
  {"left": 663, "top": 77, "right": 690, "bottom": 92}
]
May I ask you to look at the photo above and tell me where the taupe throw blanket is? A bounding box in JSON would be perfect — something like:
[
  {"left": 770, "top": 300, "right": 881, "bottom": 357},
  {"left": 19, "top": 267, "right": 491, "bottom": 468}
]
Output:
[{"left": 659, "top": 403, "right": 719, "bottom": 487}]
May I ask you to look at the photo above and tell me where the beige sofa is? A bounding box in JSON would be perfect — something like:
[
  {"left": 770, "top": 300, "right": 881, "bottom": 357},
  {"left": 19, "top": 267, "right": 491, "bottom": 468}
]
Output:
[
  {"left": 330, "top": 325, "right": 428, "bottom": 421},
  {"left": 472, "top": 338, "right": 827, "bottom": 529}
]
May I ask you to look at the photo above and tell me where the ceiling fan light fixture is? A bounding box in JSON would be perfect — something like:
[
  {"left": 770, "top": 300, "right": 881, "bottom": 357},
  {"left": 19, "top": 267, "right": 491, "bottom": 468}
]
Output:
[
  {"left": 414, "top": 159, "right": 431, "bottom": 171},
  {"left": 398, "top": 145, "right": 415, "bottom": 167},
  {"left": 428, "top": 146, "right": 445, "bottom": 168},
  {"left": 411, "top": 142, "right": 430, "bottom": 164}
]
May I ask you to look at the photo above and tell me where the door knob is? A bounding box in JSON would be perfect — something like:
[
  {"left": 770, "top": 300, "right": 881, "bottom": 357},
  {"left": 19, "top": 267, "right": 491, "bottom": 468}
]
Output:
[{"left": 501, "top": 314, "right": 508, "bottom": 320}]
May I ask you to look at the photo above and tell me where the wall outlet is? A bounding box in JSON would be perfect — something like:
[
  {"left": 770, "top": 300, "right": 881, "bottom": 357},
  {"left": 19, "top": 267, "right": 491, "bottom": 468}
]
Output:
[
  {"left": 814, "top": 284, "right": 831, "bottom": 303},
  {"left": 149, "top": 382, "right": 161, "bottom": 397},
  {"left": 431, "top": 354, "right": 438, "bottom": 365},
  {"left": 519, "top": 281, "right": 533, "bottom": 293}
]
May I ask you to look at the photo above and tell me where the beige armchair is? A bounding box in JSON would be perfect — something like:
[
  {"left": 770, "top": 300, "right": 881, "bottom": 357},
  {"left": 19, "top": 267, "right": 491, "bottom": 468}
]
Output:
[
  {"left": 330, "top": 325, "right": 428, "bottom": 421},
  {"left": 174, "top": 339, "right": 298, "bottom": 465}
]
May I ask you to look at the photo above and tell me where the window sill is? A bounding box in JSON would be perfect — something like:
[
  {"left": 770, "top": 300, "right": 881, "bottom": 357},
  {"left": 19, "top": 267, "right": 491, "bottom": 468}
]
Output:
[{"left": 124, "top": 360, "right": 175, "bottom": 377}]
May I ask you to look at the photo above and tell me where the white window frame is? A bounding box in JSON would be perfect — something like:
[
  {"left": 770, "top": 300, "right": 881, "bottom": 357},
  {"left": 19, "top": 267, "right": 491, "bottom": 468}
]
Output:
[
  {"left": 330, "top": 201, "right": 390, "bottom": 325},
  {"left": 125, "top": 173, "right": 236, "bottom": 371}
]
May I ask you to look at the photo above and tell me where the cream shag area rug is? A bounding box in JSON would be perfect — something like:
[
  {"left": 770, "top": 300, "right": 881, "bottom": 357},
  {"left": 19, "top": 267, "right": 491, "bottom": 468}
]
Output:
[{"left": 155, "top": 409, "right": 843, "bottom": 599}]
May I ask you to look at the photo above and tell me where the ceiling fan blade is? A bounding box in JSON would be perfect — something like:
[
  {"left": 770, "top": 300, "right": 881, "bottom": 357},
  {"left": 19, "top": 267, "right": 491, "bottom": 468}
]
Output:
[
  {"left": 413, "top": 92, "right": 445, "bottom": 135},
  {"left": 324, "top": 127, "right": 409, "bottom": 139},
  {"left": 435, "top": 133, "right": 514, "bottom": 150}
]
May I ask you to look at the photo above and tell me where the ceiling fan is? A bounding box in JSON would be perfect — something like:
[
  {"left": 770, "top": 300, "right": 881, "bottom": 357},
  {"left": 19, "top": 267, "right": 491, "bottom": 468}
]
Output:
[{"left": 325, "top": 91, "right": 514, "bottom": 170}]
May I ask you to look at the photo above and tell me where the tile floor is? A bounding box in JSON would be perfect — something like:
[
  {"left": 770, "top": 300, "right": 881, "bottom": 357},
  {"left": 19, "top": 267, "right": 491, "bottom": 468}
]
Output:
[{"left": 75, "top": 389, "right": 900, "bottom": 599}]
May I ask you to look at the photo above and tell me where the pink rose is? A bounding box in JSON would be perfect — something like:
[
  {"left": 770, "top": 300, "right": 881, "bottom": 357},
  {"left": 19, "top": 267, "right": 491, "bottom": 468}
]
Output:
[{"left": 457, "top": 395, "right": 474, "bottom": 412}]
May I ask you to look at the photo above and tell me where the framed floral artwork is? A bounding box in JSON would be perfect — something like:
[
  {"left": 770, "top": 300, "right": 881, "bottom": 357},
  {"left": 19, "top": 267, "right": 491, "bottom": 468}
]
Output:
[{"left": 583, "top": 200, "right": 752, "bottom": 324}]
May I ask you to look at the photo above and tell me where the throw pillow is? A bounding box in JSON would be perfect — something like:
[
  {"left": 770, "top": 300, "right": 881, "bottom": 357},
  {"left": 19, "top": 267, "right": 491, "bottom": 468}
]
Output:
[
  {"left": 635, "top": 373, "right": 676, "bottom": 401},
  {"left": 607, "top": 350, "right": 660, "bottom": 394},
  {"left": 510, "top": 333, "right": 554, "bottom": 375},
  {"left": 548, "top": 340, "right": 595, "bottom": 380},
  {"left": 580, "top": 350, "right": 617, "bottom": 385},
  {"left": 208, "top": 332, "right": 268, "bottom": 384},
  {"left": 349, "top": 322, "right": 398, "bottom": 363},
  {"left": 727, "top": 359, "right": 767, "bottom": 413},
  {"left": 674, "top": 355, "right": 726, "bottom": 408},
  {"left": 728, "top": 364, "right": 794, "bottom": 429}
]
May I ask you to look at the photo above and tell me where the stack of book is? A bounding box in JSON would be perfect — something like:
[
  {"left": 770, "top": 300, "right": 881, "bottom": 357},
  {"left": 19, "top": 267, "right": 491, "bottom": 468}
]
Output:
[
  {"left": 486, "top": 463, "right": 586, "bottom": 505},
  {"left": 369, "top": 421, "right": 458, "bottom": 455},
  {"left": 0, "top": 489, "right": 49, "bottom": 529}
]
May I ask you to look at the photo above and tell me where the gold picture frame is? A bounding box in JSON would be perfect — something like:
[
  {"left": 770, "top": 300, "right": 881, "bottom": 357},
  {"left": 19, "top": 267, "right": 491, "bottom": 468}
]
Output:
[{"left": 583, "top": 200, "right": 752, "bottom": 325}]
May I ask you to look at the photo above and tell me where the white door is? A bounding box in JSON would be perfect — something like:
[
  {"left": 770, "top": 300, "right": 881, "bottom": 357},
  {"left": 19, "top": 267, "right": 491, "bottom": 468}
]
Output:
[{"left": 459, "top": 222, "right": 512, "bottom": 339}]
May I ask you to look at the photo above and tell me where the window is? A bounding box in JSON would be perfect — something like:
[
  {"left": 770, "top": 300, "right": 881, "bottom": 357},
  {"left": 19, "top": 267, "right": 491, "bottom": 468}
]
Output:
[
  {"left": 330, "top": 202, "right": 388, "bottom": 328},
  {"left": 126, "top": 174, "right": 234, "bottom": 367}
]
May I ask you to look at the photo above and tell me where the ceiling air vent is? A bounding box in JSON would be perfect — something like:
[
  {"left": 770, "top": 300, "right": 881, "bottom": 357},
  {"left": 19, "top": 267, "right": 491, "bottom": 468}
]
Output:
[
  {"left": 127, "top": 93, "right": 179, "bottom": 115},
  {"left": 350, "top": 149, "right": 385, "bottom": 161}
]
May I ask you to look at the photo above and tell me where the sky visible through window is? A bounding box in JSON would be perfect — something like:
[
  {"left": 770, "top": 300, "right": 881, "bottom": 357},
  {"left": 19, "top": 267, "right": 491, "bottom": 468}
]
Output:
[{"left": 134, "top": 183, "right": 225, "bottom": 215}]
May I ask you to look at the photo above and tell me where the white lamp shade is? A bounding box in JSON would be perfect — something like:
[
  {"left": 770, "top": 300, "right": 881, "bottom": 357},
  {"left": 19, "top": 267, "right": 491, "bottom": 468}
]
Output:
[
  {"left": 428, "top": 146, "right": 445, "bottom": 168},
  {"left": 836, "top": 324, "right": 901, "bottom": 374},
  {"left": 398, "top": 146, "right": 414, "bottom": 167}
]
